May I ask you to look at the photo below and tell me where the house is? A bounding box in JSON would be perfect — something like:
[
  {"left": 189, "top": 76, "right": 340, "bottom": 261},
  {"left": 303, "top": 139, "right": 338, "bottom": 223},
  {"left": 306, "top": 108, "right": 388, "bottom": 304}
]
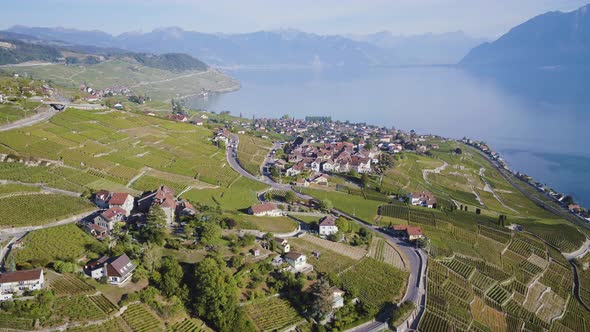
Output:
[
  {"left": 84, "top": 254, "right": 135, "bottom": 285},
  {"left": 195, "top": 119, "right": 204, "bottom": 126},
  {"left": 249, "top": 202, "right": 282, "bottom": 217},
  {"left": 274, "top": 237, "right": 291, "bottom": 253},
  {"left": 272, "top": 255, "right": 284, "bottom": 266},
  {"left": 311, "top": 159, "right": 321, "bottom": 173},
  {"left": 295, "top": 178, "right": 309, "bottom": 187},
  {"left": 284, "top": 252, "right": 307, "bottom": 269},
  {"left": 0, "top": 94, "right": 5, "bottom": 103},
  {"left": 409, "top": 191, "right": 437, "bottom": 208},
  {"left": 177, "top": 200, "right": 197, "bottom": 218},
  {"left": 310, "top": 174, "right": 329, "bottom": 186},
  {"left": 85, "top": 223, "right": 108, "bottom": 238},
  {"left": 391, "top": 225, "right": 424, "bottom": 241},
  {"left": 0, "top": 269, "right": 44, "bottom": 301},
  {"left": 286, "top": 162, "right": 305, "bottom": 177},
  {"left": 331, "top": 287, "right": 345, "bottom": 309},
  {"left": 151, "top": 186, "right": 177, "bottom": 224},
  {"left": 107, "top": 192, "right": 134, "bottom": 216},
  {"left": 93, "top": 207, "right": 127, "bottom": 231},
  {"left": 321, "top": 160, "right": 335, "bottom": 172},
  {"left": 319, "top": 216, "right": 339, "bottom": 236},
  {"left": 94, "top": 190, "right": 111, "bottom": 209}
]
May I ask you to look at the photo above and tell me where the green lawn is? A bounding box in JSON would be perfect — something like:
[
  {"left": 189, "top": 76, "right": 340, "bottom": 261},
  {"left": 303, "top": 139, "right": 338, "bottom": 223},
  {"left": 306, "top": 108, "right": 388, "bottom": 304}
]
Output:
[
  {"left": 238, "top": 215, "right": 298, "bottom": 233},
  {"left": 300, "top": 188, "right": 381, "bottom": 223},
  {"left": 182, "top": 176, "right": 268, "bottom": 211},
  {"left": 0, "top": 183, "right": 41, "bottom": 195}
]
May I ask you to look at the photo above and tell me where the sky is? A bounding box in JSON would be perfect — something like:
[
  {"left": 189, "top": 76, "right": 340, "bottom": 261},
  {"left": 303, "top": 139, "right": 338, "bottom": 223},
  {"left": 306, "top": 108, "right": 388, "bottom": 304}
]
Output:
[{"left": 0, "top": 0, "right": 589, "bottom": 38}]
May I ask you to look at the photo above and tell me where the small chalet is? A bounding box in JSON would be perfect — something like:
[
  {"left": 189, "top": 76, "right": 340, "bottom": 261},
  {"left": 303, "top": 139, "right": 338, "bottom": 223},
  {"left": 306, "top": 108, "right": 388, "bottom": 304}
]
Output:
[
  {"left": 391, "top": 225, "right": 424, "bottom": 241},
  {"left": 331, "top": 287, "right": 345, "bottom": 309},
  {"left": 274, "top": 237, "right": 291, "bottom": 253},
  {"left": 138, "top": 186, "right": 177, "bottom": 225},
  {"left": 84, "top": 254, "right": 135, "bottom": 285},
  {"left": 409, "top": 191, "right": 437, "bottom": 209},
  {"left": 310, "top": 173, "right": 329, "bottom": 186},
  {"left": 296, "top": 178, "right": 309, "bottom": 187},
  {"left": 319, "top": 216, "right": 338, "bottom": 236},
  {"left": 249, "top": 202, "right": 282, "bottom": 217},
  {"left": 0, "top": 269, "right": 44, "bottom": 301}
]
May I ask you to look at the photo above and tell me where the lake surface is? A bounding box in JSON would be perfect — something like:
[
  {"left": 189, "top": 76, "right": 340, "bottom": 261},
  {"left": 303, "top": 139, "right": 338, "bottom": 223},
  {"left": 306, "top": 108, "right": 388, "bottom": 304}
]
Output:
[{"left": 188, "top": 66, "right": 590, "bottom": 207}]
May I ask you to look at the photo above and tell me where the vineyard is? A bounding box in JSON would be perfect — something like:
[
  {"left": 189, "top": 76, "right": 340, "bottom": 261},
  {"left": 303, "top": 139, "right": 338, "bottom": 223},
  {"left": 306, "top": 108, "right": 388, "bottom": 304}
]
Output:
[
  {"left": 54, "top": 295, "right": 110, "bottom": 322},
  {"left": 0, "top": 193, "right": 94, "bottom": 227},
  {"left": 0, "top": 108, "right": 240, "bottom": 188},
  {"left": 290, "top": 237, "right": 356, "bottom": 274},
  {"left": 0, "top": 314, "right": 34, "bottom": 330},
  {"left": 244, "top": 297, "right": 304, "bottom": 332},
  {"left": 14, "top": 224, "right": 98, "bottom": 266},
  {"left": 368, "top": 237, "right": 406, "bottom": 270},
  {"left": 48, "top": 272, "right": 95, "bottom": 296},
  {"left": 340, "top": 258, "right": 407, "bottom": 311},
  {"left": 67, "top": 317, "right": 131, "bottom": 332},
  {"left": 121, "top": 303, "right": 163, "bottom": 332},
  {"left": 236, "top": 134, "right": 272, "bottom": 176},
  {"left": 169, "top": 318, "right": 211, "bottom": 332}
]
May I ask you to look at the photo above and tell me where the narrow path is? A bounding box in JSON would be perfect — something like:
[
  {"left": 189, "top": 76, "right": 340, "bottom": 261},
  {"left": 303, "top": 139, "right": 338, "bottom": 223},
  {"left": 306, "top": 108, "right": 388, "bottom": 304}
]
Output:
[
  {"left": 479, "top": 167, "right": 517, "bottom": 213},
  {"left": 126, "top": 167, "right": 150, "bottom": 187},
  {"left": 422, "top": 161, "right": 448, "bottom": 184},
  {"left": 563, "top": 236, "right": 590, "bottom": 260},
  {"left": 0, "top": 209, "right": 97, "bottom": 237}
]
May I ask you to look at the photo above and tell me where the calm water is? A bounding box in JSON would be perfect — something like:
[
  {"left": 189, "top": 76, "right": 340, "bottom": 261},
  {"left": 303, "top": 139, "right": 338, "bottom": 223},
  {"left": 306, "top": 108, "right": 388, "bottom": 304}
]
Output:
[{"left": 188, "top": 66, "right": 590, "bottom": 206}]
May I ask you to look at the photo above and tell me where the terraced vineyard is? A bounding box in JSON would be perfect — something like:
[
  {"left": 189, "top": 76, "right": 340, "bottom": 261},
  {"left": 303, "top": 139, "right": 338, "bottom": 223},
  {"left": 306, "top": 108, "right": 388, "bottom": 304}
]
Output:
[
  {"left": 67, "top": 317, "right": 131, "bottom": 332},
  {"left": 169, "top": 318, "right": 211, "bottom": 332},
  {"left": 89, "top": 294, "right": 118, "bottom": 314},
  {"left": 0, "top": 193, "right": 94, "bottom": 227},
  {"left": 369, "top": 237, "right": 406, "bottom": 270},
  {"left": 236, "top": 134, "right": 272, "bottom": 176},
  {"left": 121, "top": 304, "right": 163, "bottom": 332},
  {"left": 48, "top": 273, "right": 95, "bottom": 296},
  {"left": 0, "top": 314, "right": 34, "bottom": 330},
  {"left": 54, "top": 295, "right": 110, "bottom": 321},
  {"left": 244, "top": 297, "right": 303, "bottom": 332}
]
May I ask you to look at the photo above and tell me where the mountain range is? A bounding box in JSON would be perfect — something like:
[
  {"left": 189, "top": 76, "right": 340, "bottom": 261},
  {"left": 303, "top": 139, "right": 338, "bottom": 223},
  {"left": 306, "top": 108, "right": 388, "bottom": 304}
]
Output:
[
  {"left": 461, "top": 3, "right": 590, "bottom": 67},
  {"left": 5, "top": 26, "right": 483, "bottom": 67}
]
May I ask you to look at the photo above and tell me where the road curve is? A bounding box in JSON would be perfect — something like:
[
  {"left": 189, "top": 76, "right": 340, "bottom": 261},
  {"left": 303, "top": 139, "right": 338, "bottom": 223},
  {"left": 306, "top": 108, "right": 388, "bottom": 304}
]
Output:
[{"left": 225, "top": 136, "right": 426, "bottom": 331}]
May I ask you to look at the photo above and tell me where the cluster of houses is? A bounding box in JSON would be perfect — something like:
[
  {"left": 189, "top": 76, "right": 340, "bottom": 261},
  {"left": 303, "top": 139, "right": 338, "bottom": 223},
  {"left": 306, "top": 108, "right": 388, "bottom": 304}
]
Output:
[
  {"left": 83, "top": 254, "right": 136, "bottom": 285},
  {"left": 86, "top": 186, "right": 197, "bottom": 238},
  {"left": 409, "top": 191, "right": 437, "bottom": 209},
  {"left": 80, "top": 84, "right": 131, "bottom": 102}
]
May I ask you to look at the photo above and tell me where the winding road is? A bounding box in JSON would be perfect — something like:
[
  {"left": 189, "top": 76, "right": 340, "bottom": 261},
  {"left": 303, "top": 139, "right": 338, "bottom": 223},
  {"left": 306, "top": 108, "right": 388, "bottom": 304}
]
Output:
[{"left": 225, "top": 136, "right": 426, "bottom": 331}]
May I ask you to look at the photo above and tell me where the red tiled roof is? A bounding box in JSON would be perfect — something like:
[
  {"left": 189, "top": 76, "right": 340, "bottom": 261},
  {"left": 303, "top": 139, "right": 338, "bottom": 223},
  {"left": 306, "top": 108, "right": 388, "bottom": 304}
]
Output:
[
  {"left": 108, "top": 193, "right": 130, "bottom": 206},
  {"left": 250, "top": 202, "right": 278, "bottom": 214},
  {"left": 101, "top": 207, "right": 126, "bottom": 220},
  {"left": 320, "top": 216, "right": 336, "bottom": 227},
  {"left": 96, "top": 190, "right": 110, "bottom": 201},
  {"left": 0, "top": 269, "right": 43, "bottom": 283}
]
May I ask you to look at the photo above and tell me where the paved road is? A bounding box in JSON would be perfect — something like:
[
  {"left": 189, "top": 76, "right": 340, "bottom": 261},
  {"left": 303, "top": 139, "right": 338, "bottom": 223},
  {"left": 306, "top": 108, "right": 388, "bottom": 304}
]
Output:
[
  {"left": 0, "top": 109, "right": 58, "bottom": 132},
  {"left": 225, "top": 136, "right": 426, "bottom": 331}
]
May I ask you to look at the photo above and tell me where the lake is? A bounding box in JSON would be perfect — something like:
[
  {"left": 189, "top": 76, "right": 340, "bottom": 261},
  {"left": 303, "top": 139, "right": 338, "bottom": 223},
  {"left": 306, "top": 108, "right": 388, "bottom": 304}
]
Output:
[{"left": 187, "top": 66, "right": 590, "bottom": 207}]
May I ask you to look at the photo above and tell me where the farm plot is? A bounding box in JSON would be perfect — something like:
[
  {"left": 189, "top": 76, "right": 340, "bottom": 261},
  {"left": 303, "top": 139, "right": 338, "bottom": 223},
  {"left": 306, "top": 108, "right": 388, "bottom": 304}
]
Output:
[
  {"left": 536, "top": 289, "right": 566, "bottom": 323},
  {"left": 121, "top": 303, "right": 163, "bottom": 332},
  {"left": 0, "top": 183, "right": 41, "bottom": 195},
  {"left": 418, "top": 310, "right": 451, "bottom": 332},
  {"left": 290, "top": 238, "right": 356, "bottom": 274},
  {"left": 440, "top": 258, "right": 475, "bottom": 279},
  {"left": 0, "top": 193, "right": 94, "bottom": 227},
  {"left": 0, "top": 314, "right": 34, "bottom": 330},
  {"left": 14, "top": 224, "right": 98, "bottom": 266},
  {"left": 341, "top": 258, "right": 408, "bottom": 311},
  {"left": 47, "top": 272, "right": 95, "bottom": 296},
  {"left": 67, "top": 317, "right": 131, "bottom": 332},
  {"left": 522, "top": 282, "right": 546, "bottom": 312},
  {"left": 368, "top": 237, "right": 406, "bottom": 270},
  {"left": 244, "top": 297, "right": 304, "bottom": 332},
  {"left": 540, "top": 261, "right": 573, "bottom": 299},
  {"left": 89, "top": 294, "right": 118, "bottom": 314},
  {"left": 485, "top": 284, "right": 512, "bottom": 307},
  {"left": 169, "top": 318, "right": 212, "bottom": 332},
  {"left": 240, "top": 216, "right": 298, "bottom": 233},
  {"left": 54, "top": 295, "right": 109, "bottom": 322},
  {"left": 470, "top": 297, "right": 508, "bottom": 332},
  {"left": 299, "top": 233, "right": 367, "bottom": 260},
  {"left": 237, "top": 134, "right": 272, "bottom": 176}
]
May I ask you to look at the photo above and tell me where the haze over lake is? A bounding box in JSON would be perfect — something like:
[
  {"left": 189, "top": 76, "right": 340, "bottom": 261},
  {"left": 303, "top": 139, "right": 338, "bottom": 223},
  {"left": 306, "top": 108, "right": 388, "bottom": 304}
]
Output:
[{"left": 188, "top": 66, "right": 590, "bottom": 206}]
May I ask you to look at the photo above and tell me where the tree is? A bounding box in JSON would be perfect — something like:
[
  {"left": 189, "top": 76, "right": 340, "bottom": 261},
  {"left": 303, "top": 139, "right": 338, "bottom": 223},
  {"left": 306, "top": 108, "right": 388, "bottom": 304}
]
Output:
[
  {"left": 142, "top": 206, "right": 168, "bottom": 246},
  {"left": 284, "top": 191, "right": 296, "bottom": 204},
  {"left": 192, "top": 257, "right": 255, "bottom": 332},
  {"left": 454, "top": 147, "right": 462, "bottom": 155},
  {"left": 310, "top": 277, "right": 334, "bottom": 319},
  {"left": 319, "top": 199, "right": 333, "bottom": 212},
  {"left": 200, "top": 223, "right": 222, "bottom": 245},
  {"left": 336, "top": 217, "right": 350, "bottom": 233},
  {"left": 361, "top": 173, "right": 370, "bottom": 187},
  {"left": 158, "top": 256, "right": 184, "bottom": 298}
]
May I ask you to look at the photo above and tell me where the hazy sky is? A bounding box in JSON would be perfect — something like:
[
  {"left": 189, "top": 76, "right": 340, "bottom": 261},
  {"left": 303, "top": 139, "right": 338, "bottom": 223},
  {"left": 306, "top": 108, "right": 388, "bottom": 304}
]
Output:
[{"left": 1, "top": 0, "right": 588, "bottom": 38}]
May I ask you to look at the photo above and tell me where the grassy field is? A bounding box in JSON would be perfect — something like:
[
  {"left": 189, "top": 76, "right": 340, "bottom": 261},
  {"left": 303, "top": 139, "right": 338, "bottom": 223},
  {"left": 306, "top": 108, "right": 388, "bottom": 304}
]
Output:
[
  {"left": 5, "top": 59, "right": 238, "bottom": 101},
  {"left": 237, "top": 134, "right": 273, "bottom": 176},
  {"left": 13, "top": 224, "right": 98, "bottom": 267},
  {"left": 182, "top": 176, "right": 268, "bottom": 210},
  {"left": 0, "top": 183, "right": 41, "bottom": 194},
  {"left": 244, "top": 296, "right": 304, "bottom": 332},
  {"left": 0, "top": 193, "right": 94, "bottom": 227},
  {"left": 0, "top": 108, "right": 241, "bottom": 188},
  {"left": 299, "top": 188, "right": 382, "bottom": 223},
  {"left": 238, "top": 215, "right": 298, "bottom": 233},
  {"left": 0, "top": 99, "right": 41, "bottom": 124}
]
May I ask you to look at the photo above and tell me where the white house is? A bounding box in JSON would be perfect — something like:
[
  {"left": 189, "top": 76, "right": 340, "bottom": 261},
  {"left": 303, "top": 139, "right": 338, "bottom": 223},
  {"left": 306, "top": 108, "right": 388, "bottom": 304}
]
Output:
[
  {"left": 284, "top": 252, "right": 307, "bottom": 269},
  {"left": 321, "top": 160, "right": 335, "bottom": 172},
  {"left": 107, "top": 192, "right": 134, "bottom": 216},
  {"left": 409, "top": 191, "right": 437, "bottom": 208},
  {"left": 311, "top": 159, "right": 321, "bottom": 173},
  {"left": 319, "top": 216, "right": 339, "bottom": 236},
  {"left": 249, "top": 203, "right": 282, "bottom": 217},
  {"left": 331, "top": 287, "right": 345, "bottom": 309},
  {"left": 93, "top": 207, "right": 127, "bottom": 231},
  {"left": 84, "top": 254, "right": 135, "bottom": 285},
  {"left": 274, "top": 237, "right": 291, "bottom": 253},
  {"left": 0, "top": 269, "right": 44, "bottom": 301}
]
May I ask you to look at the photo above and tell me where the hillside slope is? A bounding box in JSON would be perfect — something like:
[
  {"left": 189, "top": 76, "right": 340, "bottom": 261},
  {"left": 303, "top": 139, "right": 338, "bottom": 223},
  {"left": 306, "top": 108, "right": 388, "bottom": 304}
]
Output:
[{"left": 461, "top": 4, "right": 590, "bottom": 67}]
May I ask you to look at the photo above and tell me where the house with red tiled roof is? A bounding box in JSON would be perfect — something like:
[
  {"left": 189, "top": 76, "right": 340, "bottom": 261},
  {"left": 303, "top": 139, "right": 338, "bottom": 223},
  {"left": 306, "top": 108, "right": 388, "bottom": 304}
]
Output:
[
  {"left": 84, "top": 254, "right": 135, "bottom": 285},
  {"left": 107, "top": 192, "right": 134, "bottom": 216},
  {"left": 93, "top": 207, "right": 127, "bottom": 231},
  {"left": 249, "top": 202, "right": 282, "bottom": 217},
  {"left": 137, "top": 186, "right": 177, "bottom": 225},
  {"left": 391, "top": 225, "right": 424, "bottom": 241},
  {"left": 409, "top": 191, "right": 437, "bottom": 209},
  {"left": 319, "top": 216, "right": 338, "bottom": 236},
  {"left": 0, "top": 269, "right": 44, "bottom": 301}
]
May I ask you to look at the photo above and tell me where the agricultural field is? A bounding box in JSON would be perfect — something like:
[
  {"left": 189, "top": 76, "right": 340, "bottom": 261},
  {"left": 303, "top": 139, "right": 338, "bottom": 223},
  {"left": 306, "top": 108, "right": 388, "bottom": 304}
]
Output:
[
  {"left": 0, "top": 193, "right": 94, "bottom": 227},
  {"left": 340, "top": 258, "right": 407, "bottom": 311},
  {"left": 182, "top": 176, "right": 268, "bottom": 211},
  {"left": 368, "top": 238, "right": 406, "bottom": 270},
  {"left": 0, "top": 183, "right": 41, "bottom": 194},
  {"left": 67, "top": 317, "right": 131, "bottom": 332},
  {"left": 0, "top": 108, "right": 241, "bottom": 189},
  {"left": 5, "top": 59, "right": 238, "bottom": 101},
  {"left": 121, "top": 303, "right": 163, "bottom": 332},
  {"left": 290, "top": 237, "right": 357, "bottom": 274},
  {"left": 298, "top": 233, "right": 367, "bottom": 260},
  {"left": 169, "top": 318, "right": 212, "bottom": 332},
  {"left": 0, "top": 314, "right": 35, "bottom": 330},
  {"left": 54, "top": 295, "right": 111, "bottom": 322},
  {"left": 244, "top": 296, "right": 304, "bottom": 332},
  {"left": 237, "top": 134, "right": 272, "bottom": 176},
  {"left": 13, "top": 224, "right": 98, "bottom": 267},
  {"left": 299, "top": 188, "right": 382, "bottom": 223},
  {"left": 0, "top": 99, "right": 41, "bottom": 124},
  {"left": 47, "top": 272, "right": 95, "bottom": 296},
  {"left": 238, "top": 215, "right": 298, "bottom": 233}
]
